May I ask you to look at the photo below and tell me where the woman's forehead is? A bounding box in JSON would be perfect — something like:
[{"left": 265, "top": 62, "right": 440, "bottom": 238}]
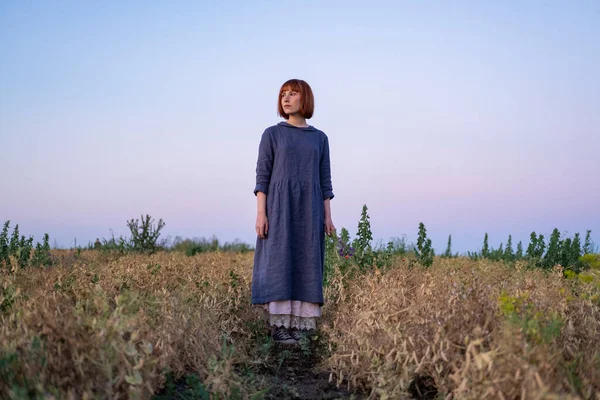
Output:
[{"left": 281, "top": 85, "right": 300, "bottom": 93}]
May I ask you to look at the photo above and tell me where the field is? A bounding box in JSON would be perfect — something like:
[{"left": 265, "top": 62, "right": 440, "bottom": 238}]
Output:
[{"left": 1, "top": 248, "right": 599, "bottom": 400}]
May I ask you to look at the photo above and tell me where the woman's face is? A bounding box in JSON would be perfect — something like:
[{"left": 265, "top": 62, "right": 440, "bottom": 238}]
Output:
[{"left": 281, "top": 89, "right": 301, "bottom": 116}]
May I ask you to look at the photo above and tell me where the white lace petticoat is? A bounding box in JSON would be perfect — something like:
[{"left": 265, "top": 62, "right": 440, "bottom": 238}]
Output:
[{"left": 256, "top": 300, "right": 321, "bottom": 331}]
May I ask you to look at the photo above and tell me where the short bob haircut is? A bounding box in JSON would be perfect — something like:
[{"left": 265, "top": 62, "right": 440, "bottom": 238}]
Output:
[{"left": 277, "top": 79, "right": 314, "bottom": 119}]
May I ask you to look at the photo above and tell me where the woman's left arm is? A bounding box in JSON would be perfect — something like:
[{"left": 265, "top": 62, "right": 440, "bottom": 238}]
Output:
[
  {"left": 320, "top": 136, "right": 335, "bottom": 236},
  {"left": 320, "top": 136, "right": 334, "bottom": 201},
  {"left": 324, "top": 198, "right": 335, "bottom": 236}
]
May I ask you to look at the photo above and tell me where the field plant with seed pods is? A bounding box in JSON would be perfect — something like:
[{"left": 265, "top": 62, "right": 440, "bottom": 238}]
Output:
[{"left": 1, "top": 209, "right": 599, "bottom": 399}]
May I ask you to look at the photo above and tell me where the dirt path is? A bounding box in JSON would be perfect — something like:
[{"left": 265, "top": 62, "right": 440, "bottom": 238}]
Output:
[
  {"left": 257, "top": 338, "right": 363, "bottom": 400},
  {"left": 152, "top": 330, "right": 365, "bottom": 400},
  {"left": 153, "top": 330, "right": 439, "bottom": 399},
  {"left": 254, "top": 333, "right": 437, "bottom": 399}
]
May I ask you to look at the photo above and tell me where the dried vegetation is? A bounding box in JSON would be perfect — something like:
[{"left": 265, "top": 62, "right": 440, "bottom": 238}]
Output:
[
  {"left": 324, "top": 257, "right": 600, "bottom": 399},
  {"left": 1, "top": 251, "right": 262, "bottom": 399},
  {"left": 1, "top": 251, "right": 599, "bottom": 399}
]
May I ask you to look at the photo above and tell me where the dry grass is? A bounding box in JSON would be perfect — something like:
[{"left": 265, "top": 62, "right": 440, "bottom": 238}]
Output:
[
  {"left": 1, "top": 251, "right": 263, "bottom": 399},
  {"left": 323, "top": 258, "right": 600, "bottom": 399},
  {"left": 1, "top": 251, "right": 599, "bottom": 399}
]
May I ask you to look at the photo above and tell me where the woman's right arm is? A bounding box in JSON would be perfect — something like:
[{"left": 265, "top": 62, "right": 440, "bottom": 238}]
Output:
[
  {"left": 254, "top": 129, "right": 273, "bottom": 196},
  {"left": 256, "top": 192, "right": 268, "bottom": 239},
  {"left": 254, "top": 130, "right": 273, "bottom": 239}
]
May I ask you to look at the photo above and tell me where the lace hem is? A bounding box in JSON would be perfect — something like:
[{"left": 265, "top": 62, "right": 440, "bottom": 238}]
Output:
[
  {"left": 269, "top": 314, "right": 317, "bottom": 331},
  {"left": 256, "top": 300, "right": 322, "bottom": 317}
]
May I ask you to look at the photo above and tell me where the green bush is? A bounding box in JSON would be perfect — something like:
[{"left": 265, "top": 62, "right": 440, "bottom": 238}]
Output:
[
  {"left": 1, "top": 220, "right": 53, "bottom": 269},
  {"left": 482, "top": 233, "right": 489, "bottom": 258},
  {"left": 127, "top": 214, "right": 165, "bottom": 254},
  {"left": 583, "top": 230, "right": 593, "bottom": 255},
  {"left": 17, "top": 235, "right": 34, "bottom": 269},
  {"left": 526, "top": 232, "right": 545, "bottom": 267},
  {"left": 8, "top": 224, "right": 20, "bottom": 257},
  {"left": 0, "top": 221, "right": 10, "bottom": 269},
  {"left": 415, "top": 222, "right": 433, "bottom": 267},
  {"left": 504, "top": 235, "right": 514, "bottom": 262},
  {"left": 516, "top": 241, "right": 524, "bottom": 259},
  {"left": 31, "top": 233, "right": 52, "bottom": 267},
  {"left": 443, "top": 235, "right": 453, "bottom": 258},
  {"left": 352, "top": 204, "right": 374, "bottom": 272},
  {"left": 544, "top": 228, "right": 562, "bottom": 269}
]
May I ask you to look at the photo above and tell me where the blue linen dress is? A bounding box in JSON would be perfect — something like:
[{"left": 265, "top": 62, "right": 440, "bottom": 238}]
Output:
[{"left": 252, "top": 121, "right": 334, "bottom": 306}]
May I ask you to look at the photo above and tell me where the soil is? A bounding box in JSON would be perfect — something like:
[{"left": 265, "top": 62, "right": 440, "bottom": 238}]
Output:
[
  {"left": 255, "top": 338, "right": 365, "bottom": 400},
  {"left": 152, "top": 330, "right": 368, "bottom": 400},
  {"left": 153, "top": 329, "right": 437, "bottom": 399}
]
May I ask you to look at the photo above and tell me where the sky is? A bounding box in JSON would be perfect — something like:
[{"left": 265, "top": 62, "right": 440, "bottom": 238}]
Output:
[{"left": 1, "top": 1, "right": 599, "bottom": 253}]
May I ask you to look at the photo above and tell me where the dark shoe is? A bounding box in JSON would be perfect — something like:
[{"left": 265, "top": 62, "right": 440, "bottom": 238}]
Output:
[
  {"left": 290, "top": 328, "right": 316, "bottom": 341},
  {"left": 272, "top": 327, "right": 298, "bottom": 345},
  {"left": 289, "top": 329, "right": 306, "bottom": 341}
]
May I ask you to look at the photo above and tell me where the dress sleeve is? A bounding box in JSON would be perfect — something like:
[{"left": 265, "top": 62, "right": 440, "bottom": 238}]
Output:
[
  {"left": 254, "top": 129, "right": 274, "bottom": 196},
  {"left": 320, "top": 135, "right": 334, "bottom": 200}
]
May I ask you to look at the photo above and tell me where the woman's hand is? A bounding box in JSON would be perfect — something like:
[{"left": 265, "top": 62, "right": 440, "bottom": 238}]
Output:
[
  {"left": 256, "top": 213, "right": 268, "bottom": 239},
  {"left": 325, "top": 217, "right": 336, "bottom": 236}
]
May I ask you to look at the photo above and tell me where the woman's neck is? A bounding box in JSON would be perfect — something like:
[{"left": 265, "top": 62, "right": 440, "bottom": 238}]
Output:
[{"left": 286, "top": 115, "right": 309, "bottom": 128}]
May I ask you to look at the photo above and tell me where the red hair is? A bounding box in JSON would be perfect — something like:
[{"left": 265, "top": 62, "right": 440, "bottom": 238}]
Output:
[{"left": 277, "top": 79, "right": 314, "bottom": 119}]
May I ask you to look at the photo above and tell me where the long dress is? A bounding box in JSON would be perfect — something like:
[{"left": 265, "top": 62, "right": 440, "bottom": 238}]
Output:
[{"left": 252, "top": 121, "right": 334, "bottom": 329}]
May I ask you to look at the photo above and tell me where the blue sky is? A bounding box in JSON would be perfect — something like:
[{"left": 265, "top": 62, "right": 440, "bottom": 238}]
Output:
[{"left": 1, "top": 1, "right": 599, "bottom": 253}]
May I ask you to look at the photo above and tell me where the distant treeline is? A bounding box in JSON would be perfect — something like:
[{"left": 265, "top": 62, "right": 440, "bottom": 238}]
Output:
[
  {"left": 90, "top": 234, "right": 254, "bottom": 255},
  {"left": 2, "top": 211, "right": 597, "bottom": 274}
]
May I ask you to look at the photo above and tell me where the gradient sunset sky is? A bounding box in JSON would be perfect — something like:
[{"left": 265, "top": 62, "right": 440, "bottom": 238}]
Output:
[{"left": 1, "top": 1, "right": 598, "bottom": 253}]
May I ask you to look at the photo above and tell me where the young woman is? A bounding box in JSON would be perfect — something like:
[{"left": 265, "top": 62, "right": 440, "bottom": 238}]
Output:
[{"left": 252, "top": 79, "right": 335, "bottom": 344}]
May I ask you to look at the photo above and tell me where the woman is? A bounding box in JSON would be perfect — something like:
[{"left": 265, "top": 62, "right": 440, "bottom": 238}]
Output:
[{"left": 252, "top": 79, "right": 335, "bottom": 344}]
